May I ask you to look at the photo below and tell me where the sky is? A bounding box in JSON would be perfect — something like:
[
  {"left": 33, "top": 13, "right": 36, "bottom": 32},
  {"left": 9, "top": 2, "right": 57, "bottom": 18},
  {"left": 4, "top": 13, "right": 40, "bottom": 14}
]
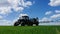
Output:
[{"left": 0, "top": 0, "right": 60, "bottom": 25}]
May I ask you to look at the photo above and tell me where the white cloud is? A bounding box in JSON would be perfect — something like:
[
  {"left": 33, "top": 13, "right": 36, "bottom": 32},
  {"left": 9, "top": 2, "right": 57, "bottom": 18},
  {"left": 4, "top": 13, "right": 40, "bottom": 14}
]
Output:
[
  {"left": 55, "top": 10, "right": 60, "bottom": 13},
  {"left": 51, "top": 14, "right": 60, "bottom": 19},
  {"left": 0, "top": 15, "right": 3, "bottom": 19},
  {"left": 13, "top": 7, "right": 24, "bottom": 12},
  {"left": 22, "top": 1, "right": 32, "bottom": 7},
  {"left": 39, "top": 17, "right": 51, "bottom": 22},
  {"left": 0, "top": 20, "right": 12, "bottom": 26},
  {"left": 45, "top": 11, "right": 52, "bottom": 15},
  {"left": 0, "top": 7, "right": 12, "bottom": 15},
  {"left": 0, "top": 0, "right": 33, "bottom": 14},
  {"left": 0, "top": 0, "right": 10, "bottom": 7},
  {"left": 48, "top": 0, "right": 60, "bottom": 6}
]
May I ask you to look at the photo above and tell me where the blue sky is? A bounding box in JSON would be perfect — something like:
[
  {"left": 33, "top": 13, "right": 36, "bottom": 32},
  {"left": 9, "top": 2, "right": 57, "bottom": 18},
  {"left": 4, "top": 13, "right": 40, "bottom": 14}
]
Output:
[{"left": 0, "top": 0, "right": 60, "bottom": 25}]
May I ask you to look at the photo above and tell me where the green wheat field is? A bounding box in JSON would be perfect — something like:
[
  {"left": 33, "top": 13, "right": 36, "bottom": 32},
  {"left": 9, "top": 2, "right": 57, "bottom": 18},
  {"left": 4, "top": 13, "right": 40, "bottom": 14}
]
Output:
[{"left": 0, "top": 26, "right": 60, "bottom": 34}]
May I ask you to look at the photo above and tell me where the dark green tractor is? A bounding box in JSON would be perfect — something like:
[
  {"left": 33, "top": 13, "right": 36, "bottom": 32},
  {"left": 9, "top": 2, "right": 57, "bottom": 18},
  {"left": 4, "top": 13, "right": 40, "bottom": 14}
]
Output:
[{"left": 14, "top": 15, "right": 39, "bottom": 26}]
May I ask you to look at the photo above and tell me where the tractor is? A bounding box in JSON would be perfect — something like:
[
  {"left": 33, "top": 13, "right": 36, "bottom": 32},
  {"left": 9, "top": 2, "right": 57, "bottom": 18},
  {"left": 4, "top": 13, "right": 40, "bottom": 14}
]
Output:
[{"left": 14, "top": 15, "right": 39, "bottom": 26}]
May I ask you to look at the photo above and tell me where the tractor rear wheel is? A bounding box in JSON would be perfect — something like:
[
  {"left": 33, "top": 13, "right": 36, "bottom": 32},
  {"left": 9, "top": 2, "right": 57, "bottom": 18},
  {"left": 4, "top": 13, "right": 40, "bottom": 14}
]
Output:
[{"left": 14, "top": 22, "right": 20, "bottom": 26}]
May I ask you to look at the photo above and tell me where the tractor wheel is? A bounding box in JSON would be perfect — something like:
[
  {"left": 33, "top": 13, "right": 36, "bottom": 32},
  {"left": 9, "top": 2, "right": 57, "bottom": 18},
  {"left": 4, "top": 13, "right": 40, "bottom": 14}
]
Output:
[
  {"left": 21, "top": 23, "right": 25, "bottom": 26},
  {"left": 36, "top": 23, "right": 38, "bottom": 26},
  {"left": 14, "top": 22, "right": 20, "bottom": 26},
  {"left": 27, "top": 22, "right": 33, "bottom": 26},
  {"left": 30, "top": 24, "right": 33, "bottom": 26},
  {"left": 21, "top": 21, "right": 25, "bottom": 26}
]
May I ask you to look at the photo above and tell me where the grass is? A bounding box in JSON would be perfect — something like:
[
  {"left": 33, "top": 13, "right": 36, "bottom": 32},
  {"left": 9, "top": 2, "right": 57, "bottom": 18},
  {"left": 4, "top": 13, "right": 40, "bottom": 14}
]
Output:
[{"left": 0, "top": 26, "right": 60, "bottom": 34}]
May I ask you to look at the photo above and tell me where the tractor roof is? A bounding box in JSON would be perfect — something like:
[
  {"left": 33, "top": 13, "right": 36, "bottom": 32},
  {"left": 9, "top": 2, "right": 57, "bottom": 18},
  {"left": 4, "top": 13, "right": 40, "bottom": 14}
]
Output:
[{"left": 20, "top": 14, "right": 28, "bottom": 17}]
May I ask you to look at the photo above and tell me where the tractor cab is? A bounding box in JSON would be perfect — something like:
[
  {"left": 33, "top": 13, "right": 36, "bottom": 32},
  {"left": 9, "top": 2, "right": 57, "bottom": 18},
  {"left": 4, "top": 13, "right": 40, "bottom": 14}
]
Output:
[
  {"left": 22, "top": 16, "right": 29, "bottom": 20},
  {"left": 20, "top": 15, "right": 29, "bottom": 20}
]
